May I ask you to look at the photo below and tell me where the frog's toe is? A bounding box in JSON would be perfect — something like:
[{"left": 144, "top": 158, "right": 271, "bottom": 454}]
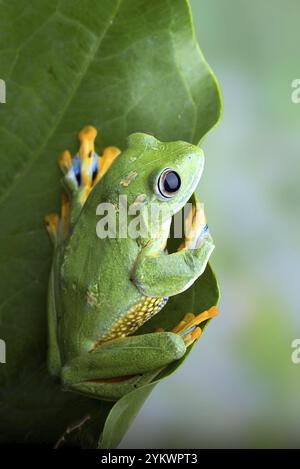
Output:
[
  {"left": 172, "top": 312, "right": 195, "bottom": 333},
  {"left": 45, "top": 213, "right": 59, "bottom": 242},
  {"left": 58, "top": 150, "right": 72, "bottom": 174},
  {"left": 173, "top": 306, "right": 219, "bottom": 345},
  {"left": 183, "top": 326, "right": 202, "bottom": 347},
  {"left": 77, "top": 127, "right": 121, "bottom": 201},
  {"left": 78, "top": 126, "right": 98, "bottom": 202},
  {"left": 178, "top": 195, "right": 209, "bottom": 251},
  {"left": 94, "top": 145, "right": 121, "bottom": 185},
  {"left": 45, "top": 193, "right": 71, "bottom": 243}
]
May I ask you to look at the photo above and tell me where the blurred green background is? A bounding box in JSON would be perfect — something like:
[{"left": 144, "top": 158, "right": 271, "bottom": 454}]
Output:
[{"left": 121, "top": 0, "right": 300, "bottom": 448}]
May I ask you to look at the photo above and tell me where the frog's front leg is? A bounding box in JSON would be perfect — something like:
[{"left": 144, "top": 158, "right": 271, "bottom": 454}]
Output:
[
  {"left": 61, "top": 332, "right": 186, "bottom": 401},
  {"left": 132, "top": 234, "right": 214, "bottom": 297},
  {"left": 132, "top": 193, "right": 214, "bottom": 297}
]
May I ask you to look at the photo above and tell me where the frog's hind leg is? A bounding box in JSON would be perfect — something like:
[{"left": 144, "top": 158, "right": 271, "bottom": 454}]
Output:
[
  {"left": 61, "top": 332, "right": 186, "bottom": 401},
  {"left": 66, "top": 369, "right": 161, "bottom": 402},
  {"left": 58, "top": 126, "right": 120, "bottom": 225}
]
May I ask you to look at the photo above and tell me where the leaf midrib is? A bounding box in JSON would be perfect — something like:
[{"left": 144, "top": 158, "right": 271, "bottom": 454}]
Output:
[{"left": 0, "top": 0, "right": 122, "bottom": 210}]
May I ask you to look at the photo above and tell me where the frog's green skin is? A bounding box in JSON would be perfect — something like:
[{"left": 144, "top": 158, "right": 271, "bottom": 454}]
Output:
[{"left": 46, "top": 127, "right": 215, "bottom": 402}]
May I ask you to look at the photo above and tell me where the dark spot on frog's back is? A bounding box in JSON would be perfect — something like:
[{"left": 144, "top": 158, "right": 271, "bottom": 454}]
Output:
[{"left": 120, "top": 171, "right": 138, "bottom": 187}]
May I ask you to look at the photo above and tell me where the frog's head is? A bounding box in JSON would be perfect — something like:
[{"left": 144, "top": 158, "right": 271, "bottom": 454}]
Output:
[{"left": 123, "top": 133, "right": 205, "bottom": 240}]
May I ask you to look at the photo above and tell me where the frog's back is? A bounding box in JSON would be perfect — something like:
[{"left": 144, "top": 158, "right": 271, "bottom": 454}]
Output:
[
  {"left": 58, "top": 213, "right": 140, "bottom": 360},
  {"left": 56, "top": 134, "right": 171, "bottom": 360}
]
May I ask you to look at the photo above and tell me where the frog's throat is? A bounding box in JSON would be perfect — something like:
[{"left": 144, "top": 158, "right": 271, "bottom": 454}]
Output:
[{"left": 92, "top": 296, "right": 168, "bottom": 348}]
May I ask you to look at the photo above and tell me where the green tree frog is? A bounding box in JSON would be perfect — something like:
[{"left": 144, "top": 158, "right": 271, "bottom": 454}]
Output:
[{"left": 45, "top": 127, "right": 218, "bottom": 402}]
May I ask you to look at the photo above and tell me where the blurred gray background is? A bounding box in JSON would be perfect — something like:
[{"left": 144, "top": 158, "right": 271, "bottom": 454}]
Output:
[{"left": 121, "top": 0, "right": 300, "bottom": 448}]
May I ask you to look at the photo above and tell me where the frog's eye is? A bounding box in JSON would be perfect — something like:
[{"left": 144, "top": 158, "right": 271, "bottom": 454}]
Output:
[{"left": 156, "top": 168, "right": 181, "bottom": 199}]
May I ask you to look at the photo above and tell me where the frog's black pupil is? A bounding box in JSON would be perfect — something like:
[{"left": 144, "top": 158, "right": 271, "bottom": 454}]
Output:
[{"left": 163, "top": 171, "right": 181, "bottom": 193}]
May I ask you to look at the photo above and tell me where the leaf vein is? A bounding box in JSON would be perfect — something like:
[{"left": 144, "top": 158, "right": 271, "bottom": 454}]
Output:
[{"left": 0, "top": 0, "right": 123, "bottom": 209}]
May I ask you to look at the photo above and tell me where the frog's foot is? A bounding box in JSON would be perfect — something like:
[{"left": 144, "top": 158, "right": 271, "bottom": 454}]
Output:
[
  {"left": 58, "top": 126, "right": 98, "bottom": 205},
  {"left": 172, "top": 306, "right": 219, "bottom": 347},
  {"left": 178, "top": 194, "right": 209, "bottom": 251},
  {"left": 59, "top": 126, "right": 120, "bottom": 206}
]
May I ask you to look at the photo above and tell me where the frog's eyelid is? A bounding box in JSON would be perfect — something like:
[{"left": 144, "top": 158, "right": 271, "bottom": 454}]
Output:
[{"left": 154, "top": 167, "right": 181, "bottom": 200}]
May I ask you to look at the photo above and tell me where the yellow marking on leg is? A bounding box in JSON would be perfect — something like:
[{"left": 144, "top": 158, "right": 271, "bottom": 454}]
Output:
[
  {"left": 94, "top": 146, "right": 121, "bottom": 185},
  {"left": 45, "top": 213, "right": 59, "bottom": 242}
]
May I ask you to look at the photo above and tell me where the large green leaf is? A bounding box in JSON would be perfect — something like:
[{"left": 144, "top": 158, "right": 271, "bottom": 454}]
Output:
[{"left": 0, "top": 0, "right": 221, "bottom": 447}]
